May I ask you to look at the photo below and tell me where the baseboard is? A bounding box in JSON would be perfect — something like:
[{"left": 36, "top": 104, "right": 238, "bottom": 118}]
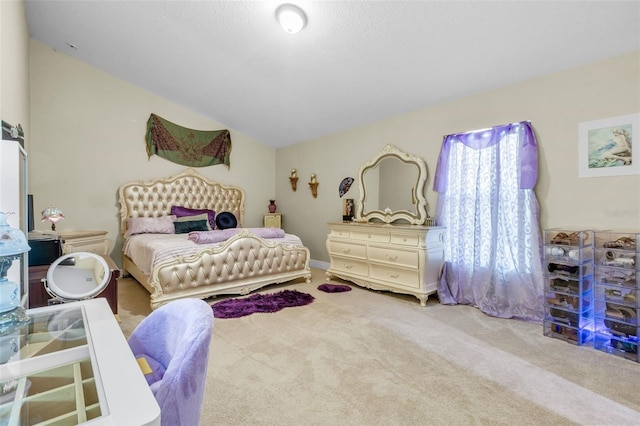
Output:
[{"left": 310, "top": 259, "right": 329, "bottom": 270}]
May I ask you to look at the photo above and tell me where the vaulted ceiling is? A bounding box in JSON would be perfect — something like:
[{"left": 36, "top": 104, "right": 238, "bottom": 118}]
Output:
[{"left": 25, "top": 1, "right": 640, "bottom": 148}]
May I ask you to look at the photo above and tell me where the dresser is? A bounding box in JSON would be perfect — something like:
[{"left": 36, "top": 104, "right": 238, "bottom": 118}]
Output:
[{"left": 326, "top": 222, "right": 445, "bottom": 306}]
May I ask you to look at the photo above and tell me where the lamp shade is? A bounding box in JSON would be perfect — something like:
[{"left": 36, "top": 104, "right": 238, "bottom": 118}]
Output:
[
  {"left": 0, "top": 212, "right": 30, "bottom": 256},
  {"left": 41, "top": 206, "right": 65, "bottom": 231},
  {"left": 276, "top": 4, "right": 307, "bottom": 34}
]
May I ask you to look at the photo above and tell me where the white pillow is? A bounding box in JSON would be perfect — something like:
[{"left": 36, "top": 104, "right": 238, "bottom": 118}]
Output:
[{"left": 125, "top": 215, "right": 176, "bottom": 238}]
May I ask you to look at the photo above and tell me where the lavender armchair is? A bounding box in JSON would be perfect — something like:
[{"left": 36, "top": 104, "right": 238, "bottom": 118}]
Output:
[{"left": 128, "top": 298, "right": 214, "bottom": 426}]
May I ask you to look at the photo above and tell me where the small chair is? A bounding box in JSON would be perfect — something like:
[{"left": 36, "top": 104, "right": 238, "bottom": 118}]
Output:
[{"left": 128, "top": 298, "right": 214, "bottom": 426}]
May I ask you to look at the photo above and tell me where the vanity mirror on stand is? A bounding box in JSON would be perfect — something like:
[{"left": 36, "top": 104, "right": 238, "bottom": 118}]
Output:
[{"left": 326, "top": 144, "right": 445, "bottom": 306}]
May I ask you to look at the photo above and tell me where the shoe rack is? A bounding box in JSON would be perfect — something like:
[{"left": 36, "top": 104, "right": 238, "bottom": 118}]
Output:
[
  {"left": 543, "top": 229, "right": 595, "bottom": 345},
  {"left": 593, "top": 231, "right": 639, "bottom": 362}
]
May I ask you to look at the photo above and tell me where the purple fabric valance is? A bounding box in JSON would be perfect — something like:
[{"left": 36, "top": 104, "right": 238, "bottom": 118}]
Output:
[{"left": 433, "top": 121, "right": 538, "bottom": 193}]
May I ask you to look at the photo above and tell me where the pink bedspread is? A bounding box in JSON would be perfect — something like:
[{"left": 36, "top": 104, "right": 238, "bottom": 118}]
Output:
[{"left": 188, "top": 227, "right": 285, "bottom": 244}]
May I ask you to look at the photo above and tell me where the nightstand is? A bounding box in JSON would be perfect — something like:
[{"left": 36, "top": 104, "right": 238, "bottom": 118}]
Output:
[
  {"left": 59, "top": 230, "right": 109, "bottom": 255},
  {"left": 264, "top": 213, "right": 282, "bottom": 228}
]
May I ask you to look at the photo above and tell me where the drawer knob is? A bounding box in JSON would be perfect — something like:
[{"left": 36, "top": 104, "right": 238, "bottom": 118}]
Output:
[
  {"left": 388, "top": 272, "right": 400, "bottom": 279},
  {"left": 345, "top": 264, "right": 353, "bottom": 269},
  {"left": 342, "top": 248, "right": 351, "bottom": 254},
  {"left": 386, "top": 254, "right": 398, "bottom": 262}
]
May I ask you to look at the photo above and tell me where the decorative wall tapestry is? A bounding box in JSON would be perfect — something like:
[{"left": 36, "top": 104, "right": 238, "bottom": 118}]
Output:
[{"left": 145, "top": 113, "right": 232, "bottom": 168}]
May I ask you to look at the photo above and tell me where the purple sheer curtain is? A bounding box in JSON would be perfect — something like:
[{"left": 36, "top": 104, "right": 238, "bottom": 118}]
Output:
[{"left": 434, "top": 122, "right": 544, "bottom": 321}]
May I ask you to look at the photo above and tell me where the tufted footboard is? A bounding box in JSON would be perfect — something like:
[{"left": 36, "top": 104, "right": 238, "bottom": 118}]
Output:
[{"left": 146, "top": 230, "right": 311, "bottom": 309}]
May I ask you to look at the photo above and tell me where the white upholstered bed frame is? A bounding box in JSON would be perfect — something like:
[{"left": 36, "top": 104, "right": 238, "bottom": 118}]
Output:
[{"left": 118, "top": 168, "right": 311, "bottom": 310}]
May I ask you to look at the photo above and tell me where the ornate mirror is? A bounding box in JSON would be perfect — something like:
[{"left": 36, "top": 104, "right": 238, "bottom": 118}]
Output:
[
  {"left": 44, "top": 252, "right": 109, "bottom": 302},
  {"left": 356, "top": 144, "right": 429, "bottom": 225}
]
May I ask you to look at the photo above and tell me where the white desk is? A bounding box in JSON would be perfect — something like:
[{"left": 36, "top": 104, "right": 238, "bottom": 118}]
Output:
[{"left": 0, "top": 298, "right": 160, "bottom": 425}]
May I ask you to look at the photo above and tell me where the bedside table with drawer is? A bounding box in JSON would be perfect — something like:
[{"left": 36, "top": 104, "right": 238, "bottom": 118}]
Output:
[
  {"left": 264, "top": 213, "right": 282, "bottom": 229},
  {"left": 59, "top": 230, "right": 109, "bottom": 255}
]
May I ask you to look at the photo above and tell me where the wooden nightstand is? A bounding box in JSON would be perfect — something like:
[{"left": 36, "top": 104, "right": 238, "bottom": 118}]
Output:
[
  {"left": 59, "top": 230, "right": 109, "bottom": 255},
  {"left": 264, "top": 213, "right": 282, "bottom": 228}
]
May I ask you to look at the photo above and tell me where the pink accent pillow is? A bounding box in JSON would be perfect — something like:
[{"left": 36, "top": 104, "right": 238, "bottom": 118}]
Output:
[
  {"left": 125, "top": 215, "right": 176, "bottom": 238},
  {"left": 170, "top": 206, "right": 216, "bottom": 229}
]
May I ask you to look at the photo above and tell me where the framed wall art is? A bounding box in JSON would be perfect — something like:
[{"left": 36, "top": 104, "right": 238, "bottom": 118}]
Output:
[{"left": 578, "top": 113, "right": 639, "bottom": 177}]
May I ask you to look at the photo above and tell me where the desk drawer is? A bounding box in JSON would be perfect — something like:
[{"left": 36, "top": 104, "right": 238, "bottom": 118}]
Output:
[
  {"left": 62, "top": 238, "right": 109, "bottom": 255},
  {"left": 368, "top": 246, "right": 419, "bottom": 269}
]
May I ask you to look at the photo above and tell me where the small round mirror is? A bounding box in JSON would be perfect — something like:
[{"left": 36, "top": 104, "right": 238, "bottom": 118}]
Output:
[{"left": 45, "top": 252, "right": 109, "bottom": 301}]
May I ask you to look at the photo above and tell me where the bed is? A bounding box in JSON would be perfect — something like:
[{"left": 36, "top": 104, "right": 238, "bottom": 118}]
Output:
[{"left": 117, "top": 168, "right": 311, "bottom": 310}]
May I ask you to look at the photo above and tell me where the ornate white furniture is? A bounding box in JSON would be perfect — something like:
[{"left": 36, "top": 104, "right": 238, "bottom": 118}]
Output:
[
  {"left": 263, "top": 213, "right": 282, "bottom": 229},
  {"left": 326, "top": 145, "right": 445, "bottom": 306},
  {"left": 118, "top": 168, "right": 311, "bottom": 310},
  {"left": 59, "top": 230, "right": 109, "bottom": 255},
  {"left": 326, "top": 222, "right": 445, "bottom": 305}
]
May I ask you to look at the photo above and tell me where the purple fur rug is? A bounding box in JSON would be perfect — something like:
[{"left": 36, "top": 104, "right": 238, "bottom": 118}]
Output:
[{"left": 212, "top": 290, "right": 314, "bottom": 319}]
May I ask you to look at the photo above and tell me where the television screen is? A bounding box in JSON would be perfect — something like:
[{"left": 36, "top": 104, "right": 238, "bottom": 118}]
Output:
[{"left": 27, "top": 194, "right": 34, "bottom": 232}]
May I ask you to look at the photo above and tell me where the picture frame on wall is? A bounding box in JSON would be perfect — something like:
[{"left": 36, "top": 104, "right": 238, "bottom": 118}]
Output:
[{"left": 578, "top": 113, "right": 639, "bottom": 178}]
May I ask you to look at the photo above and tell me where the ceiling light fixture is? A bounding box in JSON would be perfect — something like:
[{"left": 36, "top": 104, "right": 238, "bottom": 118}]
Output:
[{"left": 276, "top": 4, "right": 307, "bottom": 34}]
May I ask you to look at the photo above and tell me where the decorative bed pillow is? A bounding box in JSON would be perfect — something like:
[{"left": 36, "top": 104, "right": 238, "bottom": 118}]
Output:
[
  {"left": 215, "top": 212, "right": 238, "bottom": 230},
  {"left": 125, "top": 215, "right": 176, "bottom": 238},
  {"left": 174, "top": 214, "right": 212, "bottom": 234},
  {"left": 170, "top": 206, "right": 216, "bottom": 229}
]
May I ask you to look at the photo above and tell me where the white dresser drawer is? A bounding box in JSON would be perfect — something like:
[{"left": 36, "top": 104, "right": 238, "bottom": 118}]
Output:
[
  {"left": 330, "top": 228, "right": 351, "bottom": 239},
  {"left": 390, "top": 233, "right": 421, "bottom": 247},
  {"left": 350, "top": 230, "right": 389, "bottom": 243},
  {"left": 330, "top": 257, "right": 369, "bottom": 277},
  {"left": 368, "top": 246, "right": 419, "bottom": 269},
  {"left": 328, "top": 240, "right": 366, "bottom": 259},
  {"left": 370, "top": 264, "right": 421, "bottom": 289}
]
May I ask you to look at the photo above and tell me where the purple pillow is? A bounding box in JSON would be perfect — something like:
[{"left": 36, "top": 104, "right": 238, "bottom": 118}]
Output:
[{"left": 170, "top": 206, "right": 216, "bottom": 229}]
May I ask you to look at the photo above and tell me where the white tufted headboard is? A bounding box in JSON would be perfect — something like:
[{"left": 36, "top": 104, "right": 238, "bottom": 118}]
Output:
[{"left": 117, "top": 168, "right": 245, "bottom": 236}]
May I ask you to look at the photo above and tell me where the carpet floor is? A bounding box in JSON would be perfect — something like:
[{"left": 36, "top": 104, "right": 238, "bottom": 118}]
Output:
[{"left": 117, "top": 268, "right": 640, "bottom": 425}]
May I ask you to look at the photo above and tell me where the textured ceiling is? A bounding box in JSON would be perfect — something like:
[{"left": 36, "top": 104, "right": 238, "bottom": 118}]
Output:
[{"left": 25, "top": 1, "right": 640, "bottom": 148}]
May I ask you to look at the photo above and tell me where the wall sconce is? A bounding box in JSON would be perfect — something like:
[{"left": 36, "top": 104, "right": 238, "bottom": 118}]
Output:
[
  {"left": 41, "top": 205, "right": 64, "bottom": 231},
  {"left": 289, "top": 169, "right": 299, "bottom": 191},
  {"left": 309, "top": 173, "right": 319, "bottom": 198}
]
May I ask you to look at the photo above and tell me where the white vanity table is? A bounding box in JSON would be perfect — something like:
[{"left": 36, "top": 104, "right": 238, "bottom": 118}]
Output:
[
  {"left": 0, "top": 298, "right": 160, "bottom": 425},
  {"left": 326, "top": 144, "right": 445, "bottom": 306}
]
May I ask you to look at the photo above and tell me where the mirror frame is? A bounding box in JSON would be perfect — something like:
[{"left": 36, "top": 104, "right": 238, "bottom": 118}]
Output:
[
  {"left": 45, "top": 252, "right": 110, "bottom": 301},
  {"left": 356, "top": 144, "right": 429, "bottom": 225}
]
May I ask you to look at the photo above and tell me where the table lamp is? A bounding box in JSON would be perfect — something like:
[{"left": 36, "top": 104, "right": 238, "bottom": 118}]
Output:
[{"left": 41, "top": 205, "right": 64, "bottom": 231}]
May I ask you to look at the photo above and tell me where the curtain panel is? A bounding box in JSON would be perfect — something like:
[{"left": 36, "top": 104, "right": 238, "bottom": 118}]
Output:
[{"left": 434, "top": 122, "right": 544, "bottom": 321}]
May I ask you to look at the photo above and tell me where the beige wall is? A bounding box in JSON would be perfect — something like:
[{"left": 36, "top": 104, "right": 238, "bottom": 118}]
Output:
[
  {"left": 28, "top": 40, "right": 276, "bottom": 266},
  {"left": 1, "top": 0, "right": 30, "bottom": 143},
  {"left": 277, "top": 51, "right": 640, "bottom": 266},
  {"left": 26, "top": 36, "right": 639, "bottom": 268}
]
